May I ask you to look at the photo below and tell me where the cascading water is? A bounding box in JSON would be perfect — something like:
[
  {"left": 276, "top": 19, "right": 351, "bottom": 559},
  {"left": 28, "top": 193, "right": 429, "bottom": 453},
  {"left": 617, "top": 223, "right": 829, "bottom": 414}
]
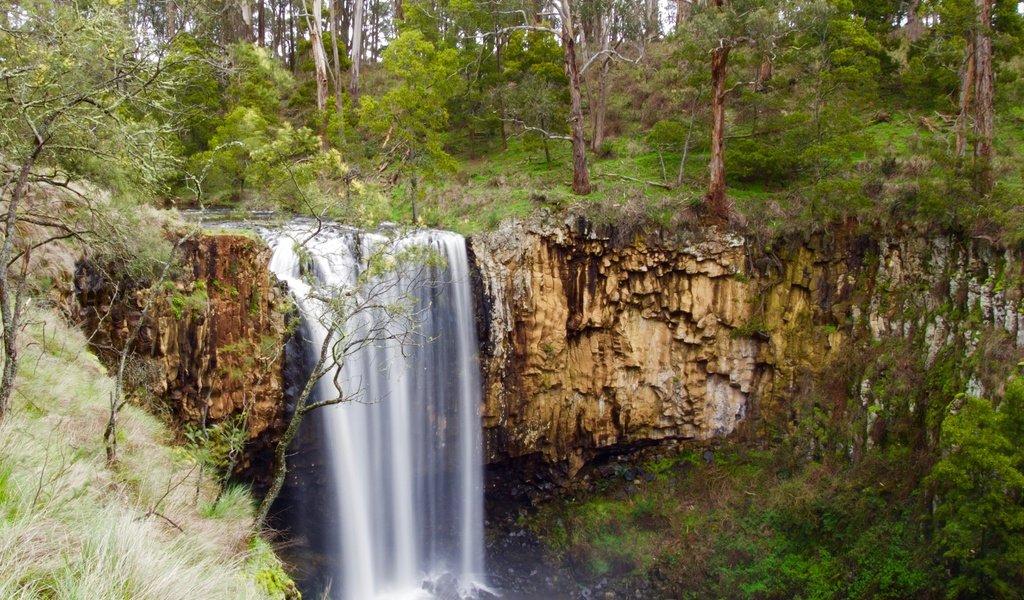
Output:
[{"left": 265, "top": 221, "right": 488, "bottom": 600}]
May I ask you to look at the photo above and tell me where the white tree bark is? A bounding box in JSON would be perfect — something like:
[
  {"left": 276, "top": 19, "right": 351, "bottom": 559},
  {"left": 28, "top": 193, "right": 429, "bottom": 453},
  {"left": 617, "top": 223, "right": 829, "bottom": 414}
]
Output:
[{"left": 350, "top": 0, "right": 364, "bottom": 99}]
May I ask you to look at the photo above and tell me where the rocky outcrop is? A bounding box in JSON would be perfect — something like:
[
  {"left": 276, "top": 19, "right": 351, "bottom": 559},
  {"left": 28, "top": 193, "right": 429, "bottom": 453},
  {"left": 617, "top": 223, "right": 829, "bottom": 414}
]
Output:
[
  {"left": 470, "top": 218, "right": 1024, "bottom": 479},
  {"left": 75, "top": 233, "right": 289, "bottom": 475},
  {"left": 70, "top": 217, "right": 1024, "bottom": 494}
]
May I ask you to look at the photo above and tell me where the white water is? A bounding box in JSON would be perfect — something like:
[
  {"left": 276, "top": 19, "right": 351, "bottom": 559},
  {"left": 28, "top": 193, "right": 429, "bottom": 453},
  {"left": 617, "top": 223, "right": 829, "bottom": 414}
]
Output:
[{"left": 265, "top": 222, "right": 488, "bottom": 600}]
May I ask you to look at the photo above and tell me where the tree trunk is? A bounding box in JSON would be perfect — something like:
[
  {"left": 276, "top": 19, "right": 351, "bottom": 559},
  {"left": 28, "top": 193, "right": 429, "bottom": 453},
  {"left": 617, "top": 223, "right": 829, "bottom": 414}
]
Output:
[
  {"left": 956, "top": 35, "right": 975, "bottom": 160},
  {"left": 104, "top": 237, "right": 187, "bottom": 464},
  {"left": 289, "top": 0, "right": 297, "bottom": 71},
  {"left": 371, "top": 0, "right": 380, "bottom": 62},
  {"left": 705, "top": 44, "right": 730, "bottom": 224},
  {"left": 676, "top": 0, "right": 691, "bottom": 29},
  {"left": 222, "top": 0, "right": 251, "bottom": 43},
  {"left": 258, "top": 0, "right": 266, "bottom": 46},
  {"left": 394, "top": 0, "right": 403, "bottom": 26},
  {"left": 973, "top": 0, "right": 994, "bottom": 194},
  {"left": 329, "top": 0, "right": 345, "bottom": 122},
  {"left": 165, "top": 0, "right": 177, "bottom": 39},
  {"left": 255, "top": 323, "right": 335, "bottom": 533},
  {"left": 305, "top": 0, "right": 331, "bottom": 148},
  {"left": 254, "top": 389, "right": 304, "bottom": 531},
  {"left": 755, "top": 54, "right": 772, "bottom": 92},
  {"left": 678, "top": 91, "right": 700, "bottom": 186},
  {"left": 273, "top": 0, "right": 285, "bottom": 57},
  {"left": 350, "top": 0, "right": 364, "bottom": 100},
  {"left": 0, "top": 149, "right": 38, "bottom": 422},
  {"left": 495, "top": 33, "right": 508, "bottom": 150},
  {"left": 561, "top": 1, "right": 592, "bottom": 195},
  {"left": 904, "top": 0, "right": 924, "bottom": 42},
  {"left": 339, "top": 0, "right": 351, "bottom": 50},
  {"left": 240, "top": 0, "right": 254, "bottom": 41},
  {"left": 589, "top": 6, "right": 614, "bottom": 153},
  {"left": 591, "top": 56, "right": 611, "bottom": 152},
  {"left": 645, "top": 0, "right": 659, "bottom": 42}
]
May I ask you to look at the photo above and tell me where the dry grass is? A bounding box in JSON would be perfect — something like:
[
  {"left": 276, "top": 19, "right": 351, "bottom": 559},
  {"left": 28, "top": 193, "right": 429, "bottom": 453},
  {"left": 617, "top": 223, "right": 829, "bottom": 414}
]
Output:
[{"left": 0, "top": 308, "right": 287, "bottom": 599}]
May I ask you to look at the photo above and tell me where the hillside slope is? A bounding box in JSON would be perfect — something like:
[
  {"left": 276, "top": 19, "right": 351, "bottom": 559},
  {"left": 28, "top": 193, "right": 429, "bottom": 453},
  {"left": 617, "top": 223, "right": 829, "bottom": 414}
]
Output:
[{"left": 0, "top": 306, "right": 296, "bottom": 599}]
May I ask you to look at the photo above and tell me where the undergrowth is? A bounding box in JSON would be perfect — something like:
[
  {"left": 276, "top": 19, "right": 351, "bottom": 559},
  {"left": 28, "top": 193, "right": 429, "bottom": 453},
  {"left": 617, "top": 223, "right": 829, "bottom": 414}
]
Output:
[{"left": 525, "top": 445, "right": 935, "bottom": 599}]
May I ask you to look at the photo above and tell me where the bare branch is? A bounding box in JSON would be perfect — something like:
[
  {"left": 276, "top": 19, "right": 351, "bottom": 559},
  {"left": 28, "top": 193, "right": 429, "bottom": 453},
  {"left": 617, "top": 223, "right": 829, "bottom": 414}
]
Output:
[{"left": 502, "top": 118, "right": 572, "bottom": 142}]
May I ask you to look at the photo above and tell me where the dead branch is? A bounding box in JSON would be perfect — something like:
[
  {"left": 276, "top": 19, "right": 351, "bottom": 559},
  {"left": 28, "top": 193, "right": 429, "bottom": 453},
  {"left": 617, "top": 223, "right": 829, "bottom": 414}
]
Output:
[{"left": 602, "top": 172, "right": 674, "bottom": 190}]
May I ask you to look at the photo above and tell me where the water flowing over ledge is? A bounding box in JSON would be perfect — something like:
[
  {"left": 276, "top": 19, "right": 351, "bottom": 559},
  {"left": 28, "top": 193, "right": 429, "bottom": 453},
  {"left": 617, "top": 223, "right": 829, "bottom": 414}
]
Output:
[{"left": 264, "top": 221, "right": 489, "bottom": 600}]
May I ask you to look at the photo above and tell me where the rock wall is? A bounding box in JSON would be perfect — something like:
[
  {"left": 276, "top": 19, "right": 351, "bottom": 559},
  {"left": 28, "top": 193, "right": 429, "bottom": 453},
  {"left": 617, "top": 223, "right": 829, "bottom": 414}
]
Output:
[
  {"left": 75, "top": 233, "right": 289, "bottom": 476},
  {"left": 71, "top": 220, "right": 1024, "bottom": 492},
  {"left": 469, "top": 218, "right": 1024, "bottom": 479}
]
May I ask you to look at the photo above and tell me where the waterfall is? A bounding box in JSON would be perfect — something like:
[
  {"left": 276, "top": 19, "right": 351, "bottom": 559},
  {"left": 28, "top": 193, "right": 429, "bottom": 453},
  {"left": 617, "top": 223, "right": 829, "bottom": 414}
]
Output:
[{"left": 265, "top": 222, "right": 488, "bottom": 600}]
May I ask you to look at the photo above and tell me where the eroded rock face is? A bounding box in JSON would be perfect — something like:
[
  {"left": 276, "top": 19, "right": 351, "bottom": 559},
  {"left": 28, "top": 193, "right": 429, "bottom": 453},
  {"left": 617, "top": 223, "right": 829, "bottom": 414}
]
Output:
[
  {"left": 75, "top": 233, "right": 289, "bottom": 477},
  {"left": 71, "top": 220, "right": 1024, "bottom": 495},
  {"left": 470, "top": 219, "right": 1024, "bottom": 479}
]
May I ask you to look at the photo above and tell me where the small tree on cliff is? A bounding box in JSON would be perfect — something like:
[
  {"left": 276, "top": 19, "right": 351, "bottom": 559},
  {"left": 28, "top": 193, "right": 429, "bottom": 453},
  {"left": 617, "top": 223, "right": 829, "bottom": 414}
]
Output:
[{"left": 253, "top": 230, "right": 440, "bottom": 531}]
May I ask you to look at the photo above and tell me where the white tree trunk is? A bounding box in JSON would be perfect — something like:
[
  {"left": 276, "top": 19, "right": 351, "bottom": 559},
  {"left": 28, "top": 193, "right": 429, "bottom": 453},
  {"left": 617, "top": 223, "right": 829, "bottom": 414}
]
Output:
[
  {"left": 306, "top": 0, "right": 331, "bottom": 148},
  {"left": 350, "top": 0, "right": 364, "bottom": 99},
  {"left": 329, "top": 0, "right": 345, "bottom": 119}
]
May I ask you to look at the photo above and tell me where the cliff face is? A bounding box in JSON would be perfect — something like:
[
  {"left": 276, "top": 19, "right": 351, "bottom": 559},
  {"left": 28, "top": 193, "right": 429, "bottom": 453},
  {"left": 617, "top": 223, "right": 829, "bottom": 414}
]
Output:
[
  {"left": 71, "top": 221, "right": 1024, "bottom": 493},
  {"left": 75, "top": 233, "right": 289, "bottom": 475},
  {"left": 470, "top": 219, "right": 1024, "bottom": 478}
]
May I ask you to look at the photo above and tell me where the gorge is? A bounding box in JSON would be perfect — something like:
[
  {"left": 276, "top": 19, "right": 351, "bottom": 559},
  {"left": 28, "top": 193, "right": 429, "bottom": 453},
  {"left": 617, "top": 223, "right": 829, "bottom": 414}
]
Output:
[{"left": 72, "top": 214, "right": 1024, "bottom": 597}]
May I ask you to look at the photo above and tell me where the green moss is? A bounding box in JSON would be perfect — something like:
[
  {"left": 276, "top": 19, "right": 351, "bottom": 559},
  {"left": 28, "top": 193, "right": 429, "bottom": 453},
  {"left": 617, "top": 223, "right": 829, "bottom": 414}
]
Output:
[
  {"left": 169, "top": 285, "right": 210, "bottom": 320},
  {"left": 247, "top": 538, "right": 301, "bottom": 599},
  {"left": 731, "top": 316, "right": 770, "bottom": 339},
  {"left": 248, "top": 287, "right": 262, "bottom": 316}
]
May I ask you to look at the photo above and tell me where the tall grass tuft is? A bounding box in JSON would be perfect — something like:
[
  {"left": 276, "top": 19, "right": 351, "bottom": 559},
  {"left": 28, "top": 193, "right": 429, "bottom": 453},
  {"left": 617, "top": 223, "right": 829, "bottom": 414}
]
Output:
[{"left": 0, "top": 308, "right": 292, "bottom": 599}]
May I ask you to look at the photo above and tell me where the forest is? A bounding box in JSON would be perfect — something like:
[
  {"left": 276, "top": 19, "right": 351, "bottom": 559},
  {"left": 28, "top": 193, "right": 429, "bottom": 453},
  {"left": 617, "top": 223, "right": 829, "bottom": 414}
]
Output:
[
  {"left": 3, "top": 0, "right": 1023, "bottom": 236},
  {"left": 3, "top": 0, "right": 1024, "bottom": 599}
]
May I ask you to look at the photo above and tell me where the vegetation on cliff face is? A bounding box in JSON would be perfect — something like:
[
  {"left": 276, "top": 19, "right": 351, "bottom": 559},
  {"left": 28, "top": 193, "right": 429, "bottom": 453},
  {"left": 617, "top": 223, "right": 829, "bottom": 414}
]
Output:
[
  {"left": 525, "top": 369, "right": 1024, "bottom": 598},
  {"left": 516, "top": 249, "right": 1024, "bottom": 599}
]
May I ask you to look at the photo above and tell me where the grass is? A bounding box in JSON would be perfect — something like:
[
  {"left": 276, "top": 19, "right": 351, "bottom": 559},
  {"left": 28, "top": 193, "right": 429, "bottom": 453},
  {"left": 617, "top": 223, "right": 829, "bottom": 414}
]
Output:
[
  {"left": 0, "top": 307, "right": 295, "bottom": 599},
  {"left": 383, "top": 100, "right": 1024, "bottom": 245},
  {"left": 410, "top": 136, "right": 714, "bottom": 236}
]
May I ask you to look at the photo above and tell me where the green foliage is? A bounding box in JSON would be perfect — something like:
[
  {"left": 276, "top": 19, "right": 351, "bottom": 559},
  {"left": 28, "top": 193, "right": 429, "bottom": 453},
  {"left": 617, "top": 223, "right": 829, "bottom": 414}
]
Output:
[
  {"left": 0, "top": 1, "right": 177, "bottom": 197},
  {"left": 0, "top": 309, "right": 276, "bottom": 597},
  {"left": 169, "top": 283, "right": 210, "bottom": 320},
  {"left": 359, "top": 30, "right": 460, "bottom": 187},
  {"left": 927, "top": 384, "right": 1024, "bottom": 597},
  {"left": 248, "top": 537, "right": 302, "bottom": 599},
  {"left": 528, "top": 446, "right": 935, "bottom": 599},
  {"left": 225, "top": 43, "right": 295, "bottom": 123},
  {"left": 188, "top": 106, "right": 271, "bottom": 203},
  {"left": 163, "top": 35, "right": 224, "bottom": 155},
  {"left": 184, "top": 413, "right": 249, "bottom": 485}
]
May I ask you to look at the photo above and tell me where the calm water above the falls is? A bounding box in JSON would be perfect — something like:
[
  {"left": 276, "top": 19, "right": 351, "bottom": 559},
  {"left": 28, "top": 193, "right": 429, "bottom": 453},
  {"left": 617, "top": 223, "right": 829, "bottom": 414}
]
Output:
[{"left": 265, "top": 222, "right": 489, "bottom": 600}]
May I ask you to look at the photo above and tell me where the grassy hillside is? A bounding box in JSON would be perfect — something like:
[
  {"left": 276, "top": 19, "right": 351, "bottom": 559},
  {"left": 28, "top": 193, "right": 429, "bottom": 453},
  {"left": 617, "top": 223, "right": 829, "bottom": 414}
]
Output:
[{"left": 0, "top": 307, "right": 296, "bottom": 599}]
